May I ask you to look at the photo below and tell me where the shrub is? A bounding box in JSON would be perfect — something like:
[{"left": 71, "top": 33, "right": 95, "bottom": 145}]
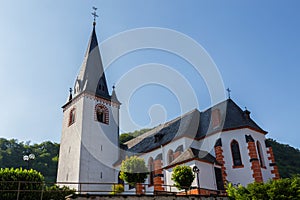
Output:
[
  {"left": 110, "top": 184, "right": 124, "bottom": 194},
  {"left": 226, "top": 175, "right": 300, "bottom": 200},
  {"left": 0, "top": 168, "right": 44, "bottom": 200},
  {"left": 43, "top": 185, "right": 75, "bottom": 200},
  {"left": 119, "top": 156, "right": 148, "bottom": 186},
  {"left": 171, "top": 165, "right": 195, "bottom": 191}
]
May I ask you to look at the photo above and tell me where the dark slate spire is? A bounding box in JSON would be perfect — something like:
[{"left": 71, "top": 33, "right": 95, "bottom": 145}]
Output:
[{"left": 73, "top": 23, "right": 110, "bottom": 100}]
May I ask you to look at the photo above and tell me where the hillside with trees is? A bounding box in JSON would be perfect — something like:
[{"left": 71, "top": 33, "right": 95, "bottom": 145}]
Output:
[
  {"left": 267, "top": 138, "right": 300, "bottom": 178},
  {"left": 0, "top": 138, "right": 59, "bottom": 183},
  {"left": 0, "top": 135, "right": 299, "bottom": 183}
]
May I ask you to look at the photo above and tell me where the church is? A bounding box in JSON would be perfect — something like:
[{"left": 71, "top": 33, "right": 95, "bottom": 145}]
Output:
[{"left": 56, "top": 21, "right": 280, "bottom": 195}]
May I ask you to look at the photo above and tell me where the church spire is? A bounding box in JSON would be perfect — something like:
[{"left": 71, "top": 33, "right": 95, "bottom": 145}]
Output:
[
  {"left": 111, "top": 85, "right": 121, "bottom": 104},
  {"left": 73, "top": 12, "right": 110, "bottom": 100}
]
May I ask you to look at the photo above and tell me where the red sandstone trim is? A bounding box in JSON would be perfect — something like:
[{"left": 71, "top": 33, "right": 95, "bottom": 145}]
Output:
[
  {"left": 232, "top": 165, "right": 244, "bottom": 169},
  {"left": 63, "top": 91, "right": 120, "bottom": 112},
  {"left": 266, "top": 147, "right": 280, "bottom": 180},
  {"left": 214, "top": 146, "right": 227, "bottom": 186},
  {"left": 247, "top": 141, "right": 263, "bottom": 182},
  {"left": 153, "top": 159, "right": 164, "bottom": 192},
  {"left": 94, "top": 104, "right": 109, "bottom": 125}
]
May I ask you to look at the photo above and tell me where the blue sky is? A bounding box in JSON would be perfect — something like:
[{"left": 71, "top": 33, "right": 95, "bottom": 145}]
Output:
[{"left": 0, "top": 1, "right": 299, "bottom": 148}]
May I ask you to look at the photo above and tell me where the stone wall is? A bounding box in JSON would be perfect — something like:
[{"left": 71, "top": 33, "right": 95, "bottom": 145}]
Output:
[{"left": 66, "top": 194, "right": 229, "bottom": 200}]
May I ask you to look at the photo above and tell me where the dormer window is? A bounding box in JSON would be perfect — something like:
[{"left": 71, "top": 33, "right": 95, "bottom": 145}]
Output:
[
  {"left": 212, "top": 109, "right": 221, "bottom": 128},
  {"left": 95, "top": 104, "right": 109, "bottom": 124}
]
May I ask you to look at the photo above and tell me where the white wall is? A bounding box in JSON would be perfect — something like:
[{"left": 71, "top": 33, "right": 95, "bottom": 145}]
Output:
[
  {"left": 57, "top": 95, "right": 120, "bottom": 191},
  {"left": 220, "top": 128, "right": 273, "bottom": 186},
  {"left": 57, "top": 97, "right": 84, "bottom": 190},
  {"left": 164, "top": 160, "right": 217, "bottom": 192}
]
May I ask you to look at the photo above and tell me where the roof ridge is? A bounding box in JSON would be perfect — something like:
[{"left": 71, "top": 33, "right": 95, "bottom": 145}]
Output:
[{"left": 125, "top": 108, "right": 200, "bottom": 147}]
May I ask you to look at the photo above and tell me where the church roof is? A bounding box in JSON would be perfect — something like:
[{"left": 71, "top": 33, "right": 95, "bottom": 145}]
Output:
[
  {"left": 126, "top": 99, "right": 267, "bottom": 154},
  {"left": 73, "top": 24, "right": 111, "bottom": 100},
  {"left": 127, "top": 109, "right": 200, "bottom": 153},
  {"left": 167, "top": 148, "right": 219, "bottom": 168}
]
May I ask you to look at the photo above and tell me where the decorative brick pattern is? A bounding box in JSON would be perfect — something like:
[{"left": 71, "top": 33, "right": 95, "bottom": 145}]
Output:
[
  {"left": 267, "top": 147, "right": 280, "bottom": 180},
  {"left": 177, "top": 188, "right": 227, "bottom": 196},
  {"left": 214, "top": 146, "right": 227, "bottom": 186},
  {"left": 246, "top": 135, "right": 263, "bottom": 182},
  {"left": 214, "top": 139, "right": 227, "bottom": 187},
  {"left": 95, "top": 104, "right": 109, "bottom": 124},
  {"left": 153, "top": 158, "right": 164, "bottom": 192},
  {"left": 63, "top": 92, "right": 120, "bottom": 112}
]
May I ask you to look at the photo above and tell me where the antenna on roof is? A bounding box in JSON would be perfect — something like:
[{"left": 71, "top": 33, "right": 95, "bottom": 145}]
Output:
[{"left": 91, "top": 6, "right": 98, "bottom": 26}]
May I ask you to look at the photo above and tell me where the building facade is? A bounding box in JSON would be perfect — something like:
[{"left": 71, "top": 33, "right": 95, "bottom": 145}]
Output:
[{"left": 57, "top": 23, "right": 279, "bottom": 194}]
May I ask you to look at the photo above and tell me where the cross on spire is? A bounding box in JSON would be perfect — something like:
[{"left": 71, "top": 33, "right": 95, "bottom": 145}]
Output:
[
  {"left": 226, "top": 88, "right": 231, "bottom": 99},
  {"left": 91, "top": 6, "right": 98, "bottom": 26}
]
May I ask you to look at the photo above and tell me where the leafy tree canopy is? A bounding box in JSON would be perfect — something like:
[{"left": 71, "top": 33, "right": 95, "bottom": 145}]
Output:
[
  {"left": 0, "top": 168, "right": 74, "bottom": 200},
  {"left": 0, "top": 138, "right": 59, "bottom": 183},
  {"left": 227, "top": 175, "right": 300, "bottom": 200},
  {"left": 0, "top": 168, "right": 44, "bottom": 200},
  {"left": 171, "top": 165, "right": 195, "bottom": 191},
  {"left": 119, "top": 156, "right": 148, "bottom": 186},
  {"left": 119, "top": 128, "right": 152, "bottom": 144},
  {"left": 267, "top": 138, "right": 300, "bottom": 178}
]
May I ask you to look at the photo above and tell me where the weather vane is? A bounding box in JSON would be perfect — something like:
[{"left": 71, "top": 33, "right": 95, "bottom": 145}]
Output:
[
  {"left": 92, "top": 6, "right": 98, "bottom": 25},
  {"left": 226, "top": 88, "right": 231, "bottom": 99}
]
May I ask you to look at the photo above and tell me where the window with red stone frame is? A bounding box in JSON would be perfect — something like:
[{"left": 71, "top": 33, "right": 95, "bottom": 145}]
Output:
[
  {"left": 95, "top": 104, "right": 109, "bottom": 124},
  {"left": 68, "top": 108, "right": 76, "bottom": 126}
]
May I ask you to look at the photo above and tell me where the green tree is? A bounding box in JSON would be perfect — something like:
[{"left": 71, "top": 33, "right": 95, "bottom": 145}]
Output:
[
  {"left": 119, "top": 133, "right": 134, "bottom": 144},
  {"left": 0, "top": 138, "right": 59, "bottom": 183},
  {"left": 171, "top": 165, "right": 195, "bottom": 191},
  {"left": 226, "top": 176, "right": 300, "bottom": 200},
  {"left": 267, "top": 138, "right": 300, "bottom": 178},
  {"left": 119, "top": 156, "right": 148, "bottom": 186},
  {"left": 119, "top": 128, "right": 153, "bottom": 144}
]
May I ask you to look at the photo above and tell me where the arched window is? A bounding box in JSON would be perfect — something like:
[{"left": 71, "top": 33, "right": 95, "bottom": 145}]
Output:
[
  {"left": 148, "top": 157, "right": 154, "bottom": 186},
  {"left": 68, "top": 108, "right": 76, "bottom": 126},
  {"left": 174, "top": 145, "right": 183, "bottom": 159},
  {"left": 95, "top": 104, "right": 109, "bottom": 124},
  {"left": 257, "top": 141, "right": 265, "bottom": 168},
  {"left": 167, "top": 150, "right": 174, "bottom": 164},
  {"left": 231, "top": 140, "right": 243, "bottom": 167}
]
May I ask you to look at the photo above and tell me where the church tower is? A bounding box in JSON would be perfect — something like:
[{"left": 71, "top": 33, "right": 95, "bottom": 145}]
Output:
[{"left": 57, "top": 21, "right": 121, "bottom": 192}]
